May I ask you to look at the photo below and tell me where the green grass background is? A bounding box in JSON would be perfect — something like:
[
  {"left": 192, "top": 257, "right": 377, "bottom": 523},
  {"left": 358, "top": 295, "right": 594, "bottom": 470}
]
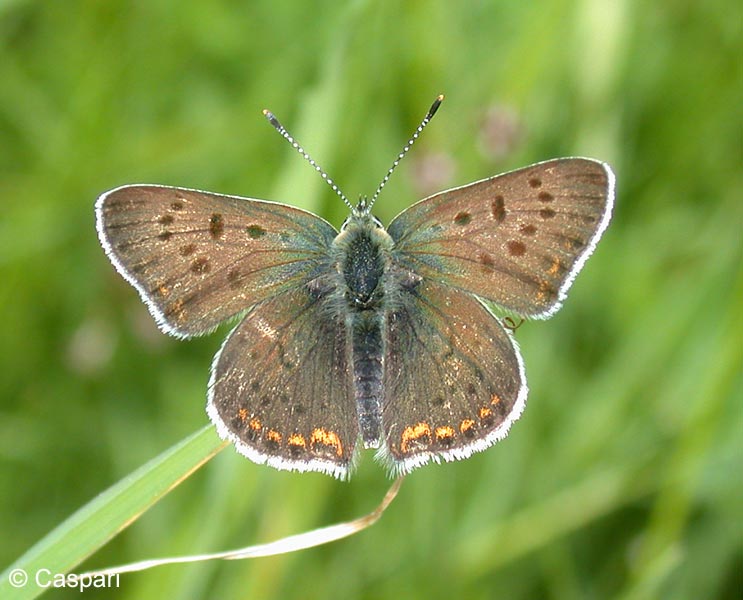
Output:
[{"left": 1, "top": 1, "right": 740, "bottom": 598}]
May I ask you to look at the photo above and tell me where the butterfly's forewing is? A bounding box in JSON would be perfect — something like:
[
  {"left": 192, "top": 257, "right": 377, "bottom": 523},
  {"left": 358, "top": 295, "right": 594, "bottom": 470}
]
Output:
[
  {"left": 388, "top": 158, "right": 614, "bottom": 318},
  {"left": 207, "top": 278, "right": 357, "bottom": 479},
  {"left": 96, "top": 185, "right": 337, "bottom": 337},
  {"left": 379, "top": 279, "right": 526, "bottom": 474}
]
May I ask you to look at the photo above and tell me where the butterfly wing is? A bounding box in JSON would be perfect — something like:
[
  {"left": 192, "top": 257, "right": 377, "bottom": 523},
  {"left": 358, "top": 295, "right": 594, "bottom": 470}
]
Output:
[
  {"left": 96, "top": 185, "right": 338, "bottom": 337},
  {"left": 379, "top": 278, "right": 526, "bottom": 474},
  {"left": 207, "top": 277, "right": 357, "bottom": 479},
  {"left": 387, "top": 158, "right": 614, "bottom": 318}
]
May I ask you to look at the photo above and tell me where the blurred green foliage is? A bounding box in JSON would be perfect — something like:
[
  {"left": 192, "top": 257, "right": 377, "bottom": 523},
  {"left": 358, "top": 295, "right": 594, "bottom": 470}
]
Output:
[{"left": 0, "top": 1, "right": 740, "bottom": 599}]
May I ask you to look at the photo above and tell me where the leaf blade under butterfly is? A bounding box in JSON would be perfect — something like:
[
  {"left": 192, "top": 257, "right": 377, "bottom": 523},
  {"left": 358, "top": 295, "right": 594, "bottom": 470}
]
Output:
[{"left": 0, "top": 426, "right": 225, "bottom": 600}]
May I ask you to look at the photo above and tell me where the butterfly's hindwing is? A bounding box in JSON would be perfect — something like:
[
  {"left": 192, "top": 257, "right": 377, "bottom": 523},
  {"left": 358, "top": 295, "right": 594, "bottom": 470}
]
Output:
[
  {"left": 378, "top": 277, "right": 526, "bottom": 475},
  {"left": 207, "top": 277, "right": 358, "bottom": 479}
]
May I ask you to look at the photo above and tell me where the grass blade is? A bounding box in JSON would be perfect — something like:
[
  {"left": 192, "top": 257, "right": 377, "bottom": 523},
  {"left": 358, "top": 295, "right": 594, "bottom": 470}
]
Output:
[{"left": 0, "top": 426, "right": 226, "bottom": 600}]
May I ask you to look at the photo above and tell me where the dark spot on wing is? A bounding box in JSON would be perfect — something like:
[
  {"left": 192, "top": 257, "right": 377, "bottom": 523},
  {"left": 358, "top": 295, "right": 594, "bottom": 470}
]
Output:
[
  {"left": 459, "top": 419, "right": 476, "bottom": 438},
  {"left": 190, "top": 257, "right": 210, "bottom": 274},
  {"left": 564, "top": 236, "right": 585, "bottom": 251},
  {"left": 507, "top": 240, "right": 526, "bottom": 256},
  {"left": 180, "top": 243, "right": 196, "bottom": 256},
  {"left": 478, "top": 406, "right": 495, "bottom": 426},
  {"left": 243, "top": 424, "right": 260, "bottom": 442},
  {"left": 493, "top": 397, "right": 509, "bottom": 416},
  {"left": 158, "top": 231, "right": 173, "bottom": 241},
  {"left": 158, "top": 215, "right": 174, "bottom": 225},
  {"left": 528, "top": 177, "right": 542, "bottom": 188},
  {"left": 264, "top": 433, "right": 280, "bottom": 450},
  {"left": 538, "top": 191, "right": 553, "bottom": 202},
  {"left": 289, "top": 443, "right": 305, "bottom": 458},
  {"left": 171, "top": 201, "right": 184, "bottom": 211},
  {"left": 209, "top": 213, "right": 224, "bottom": 239},
  {"left": 246, "top": 224, "right": 266, "bottom": 238},
  {"left": 454, "top": 211, "right": 472, "bottom": 226},
  {"left": 520, "top": 224, "right": 537, "bottom": 235},
  {"left": 435, "top": 427, "right": 455, "bottom": 447},
  {"left": 491, "top": 195, "right": 506, "bottom": 222},
  {"left": 539, "top": 208, "right": 556, "bottom": 219}
]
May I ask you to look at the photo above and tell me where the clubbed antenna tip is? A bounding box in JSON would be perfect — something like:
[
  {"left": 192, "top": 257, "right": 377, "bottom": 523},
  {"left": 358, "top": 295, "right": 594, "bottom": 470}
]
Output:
[{"left": 428, "top": 95, "right": 445, "bottom": 119}]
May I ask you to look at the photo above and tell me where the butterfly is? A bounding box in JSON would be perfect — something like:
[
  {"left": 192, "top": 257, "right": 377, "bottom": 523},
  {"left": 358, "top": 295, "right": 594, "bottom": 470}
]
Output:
[{"left": 95, "top": 96, "right": 614, "bottom": 479}]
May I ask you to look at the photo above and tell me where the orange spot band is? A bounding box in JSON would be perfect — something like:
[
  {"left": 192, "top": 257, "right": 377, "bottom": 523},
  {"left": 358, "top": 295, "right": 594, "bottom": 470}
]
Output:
[
  {"left": 435, "top": 425, "right": 455, "bottom": 440},
  {"left": 310, "top": 428, "right": 343, "bottom": 457},
  {"left": 401, "top": 422, "right": 432, "bottom": 453},
  {"left": 288, "top": 433, "right": 306, "bottom": 448},
  {"left": 248, "top": 417, "right": 262, "bottom": 431},
  {"left": 459, "top": 419, "right": 475, "bottom": 433}
]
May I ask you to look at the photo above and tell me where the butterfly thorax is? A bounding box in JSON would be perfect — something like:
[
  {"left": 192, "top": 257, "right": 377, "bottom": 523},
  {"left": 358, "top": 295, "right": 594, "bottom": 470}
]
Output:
[{"left": 335, "top": 213, "right": 393, "bottom": 311}]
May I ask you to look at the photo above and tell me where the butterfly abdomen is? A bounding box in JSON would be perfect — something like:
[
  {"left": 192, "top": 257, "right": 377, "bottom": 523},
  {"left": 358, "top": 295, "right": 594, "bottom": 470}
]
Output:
[{"left": 351, "top": 311, "right": 384, "bottom": 447}]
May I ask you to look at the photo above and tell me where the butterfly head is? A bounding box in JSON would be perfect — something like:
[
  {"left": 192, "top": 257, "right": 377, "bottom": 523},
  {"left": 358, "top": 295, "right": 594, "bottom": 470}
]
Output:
[
  {"left": 355, "top": 196, "right": 371, "bottom": 215},
  {"left": 342, "top": 196, "right": 384, "bottom": 231}
]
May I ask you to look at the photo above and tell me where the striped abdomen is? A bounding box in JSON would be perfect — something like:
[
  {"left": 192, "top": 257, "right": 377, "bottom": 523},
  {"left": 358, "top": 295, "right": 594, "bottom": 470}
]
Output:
[{"left": 351, "top": 311, "right": 384, "bottom": 447}]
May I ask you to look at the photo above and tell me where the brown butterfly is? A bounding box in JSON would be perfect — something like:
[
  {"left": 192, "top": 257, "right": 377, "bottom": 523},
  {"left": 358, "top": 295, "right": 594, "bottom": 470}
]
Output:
[{"left": 96, "top": 96, "right": 614, "bottom": 479}]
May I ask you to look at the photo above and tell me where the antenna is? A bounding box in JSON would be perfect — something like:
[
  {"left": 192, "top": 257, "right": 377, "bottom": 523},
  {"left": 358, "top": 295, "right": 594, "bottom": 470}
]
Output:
[
  {"left": 263, "top": 94, "right": 444, "bottom": 213},
  {"left": 367, "top": 94, "right": 444, "bottom": 210},
  {"left": 262, "top": 109, "right": 354, "bottom": 210}
]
